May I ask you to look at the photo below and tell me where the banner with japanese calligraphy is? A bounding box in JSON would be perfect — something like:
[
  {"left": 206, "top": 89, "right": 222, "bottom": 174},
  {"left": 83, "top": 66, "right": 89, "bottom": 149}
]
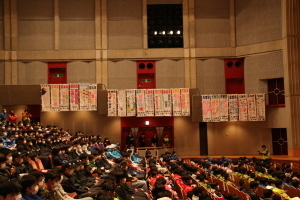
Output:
[
  {"left": 201, "top": 95, "right": 212, "bottom": 122},
  {"left": 163, "top": 89, "right": 172, "bottom": 116},
  {"left": 238, "top": 94, "right": 248, "bottom": 121},
  {"left": 181, "top": 88, "right": 190, "bottom": 116},
  {"left": 79, "top": 83, "right": 89, "bottom": 111},
  {"left": 126, "top": 89, "right": 136, "bottom": 116},
  {"left": 256, "top": 94, "right": 266, "bottom": 121},
  {"left": 219, "top": 94, "right": 228, "bottom": 121},
  {"left": 154, "top": 89, "right": 164, "bottom": 116},
  {"left": 172, "top": 89, "right": 181, "bottom": 116},
  {"left": 60, "top": 84, "right": 69, "bottom": 111},
  {"left": 117, "top": 90, "right": 126, "bottom": 116},
  {"left": 211, "top": 95, "right": 220, "bottom": 122},
  {"left": 70, "top": 84, "right": 79, "bottom": 111},
  {"left": 50, "top": 84, "right": 60, "bottom": 111},
  {"left": 247, "top": 94, "right": 257, "bottom": 121},
  {"left": 228, "top": 94, "right": 239, "bottom": 121},
  {"left": 89, "top": 84, "right": 97, "bottom": 111},
  {"left": 108, "top": 90, "right": 117, "bottom": 116},
  {"left": 145, "top": 89, "right": 154, "bottom": 116},
  {"left": 41, "top": 84, "right": 51, "bottom": 112},
  {"left": 136, "top": 89, "right": 146, "bottom": 117}
]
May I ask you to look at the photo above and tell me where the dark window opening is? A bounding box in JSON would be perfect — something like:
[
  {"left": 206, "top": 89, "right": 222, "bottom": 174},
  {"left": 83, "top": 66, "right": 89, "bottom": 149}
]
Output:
[{"left": 268, "top": 78, "right": 285, "bottom": 106}]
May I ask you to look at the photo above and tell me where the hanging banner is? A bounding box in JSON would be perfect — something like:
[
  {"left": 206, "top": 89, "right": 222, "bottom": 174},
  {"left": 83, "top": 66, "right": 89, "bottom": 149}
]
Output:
[
  {"left": 41, "top": 84, "right": 51, "bottom": 112},
  {"left": 256, "top": 94, "right": 266, "bottom": 121},
  {"left": 181, "top": 88, "right": 190, "bottom": 116},
  {"left": 211, "top": 95, "right": 220, "bottom": 122},
  {"left": 145, "top": 89, "right": 154, "bottom": 116},
  {"left": 60, "top": 84, "right": 69, "bottom": 111},
  {"left": 118, "top": 90, "right": 126, "bottom": 116},
  {"left": 79, "top": 83, "right": 89, "bottom": 111},
  {"left": 228, "top": 94, "right": 239, "bottom": 121},
  {"left": 70, "top": 84, "right": 79, "bottom": 111},
  {"left": 154, "top": 89, "right": 164, "bottom": 116},
  {"left": 126, "top": 89, "right": 136, "bottom": 116},
  {"left": 247, "top": 94, "right": 257, "bottom": 121},
  {"left": 219, "top": 94, "right": 228, "bottom": 121},
  {"left": 50, "top": 84, "right": 60, "bottom": 111},
  {"left": 163, "top": 89, "right": 172, "bottom": 116},
  {"left": 172, "top": 89, "right": 181, "bottom": 116},
  {"left": 107, "top": 90, "right": 117, "bottom": 116},
  {"left": 202, "top": 95, "right": 212, "bottom": 122},
  {"left": 136, "top": 89, "right": 146, "bottom": 117},
  {"left": 89, "top": 84, "right": 97, "bottom": 111},
  {"left": 238, "top": 94, "right": 248, "bottom": 121}
]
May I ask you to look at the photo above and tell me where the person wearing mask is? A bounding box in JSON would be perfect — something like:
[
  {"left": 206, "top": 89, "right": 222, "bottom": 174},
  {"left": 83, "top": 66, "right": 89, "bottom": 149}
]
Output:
[
  {"left": 19, "top": 175, "right": 42, "bottom": 200},
  {"left": 0, "top": 153, "right": 9, "bottom": 181},
  {"left": 8, "top": 110, "right": 17, "bottom": 125},
  {"left": 139, "top": 133, "right": 146, "bottom": 147},
  {"left": 0, "top": 109, "right": 7, "bottom": 121},
  {"left": 0, "top": 181, "right": 22, "bottom": 200},
  {"left": 22, "top": 109, "right": 32, "bottom": 125},
  {"left": 151, "top": 133, "right": 159, "bottom": 147},
  {"left": 2, "top": 132, "right": 17, "bottom": 149}
]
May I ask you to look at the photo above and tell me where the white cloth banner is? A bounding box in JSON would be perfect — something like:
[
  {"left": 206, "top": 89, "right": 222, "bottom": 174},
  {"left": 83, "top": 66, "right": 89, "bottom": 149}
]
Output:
[
  {"left": 238, "top": 94, "right": 248, "bottom": 121},
  {"left": 145, "top": 89, "right": 154, "bottom": 116},
  {"left": 60, "top": 84, "right": 69, "bottom": 111},
  {"left": 219, "top": 94, "right": 228, "bottom": 121},
  {"left": 256, "top": 94, "right": 265, "bottom": 121},
  {"left": 70, "top": 84, "right": 79, "bottom": 111},
  {"left": 126, "top": 89, "right": 136, "bottom": 116},
  {"left": 136, "top": 89, "right": 146, "bottom": 117},
  {"left": 181, "top": 88, "right": 190, "bottom": 116},
  {"left": 247, "top": 94, "right": 257, "bottom": 121},
  {"left": 154, "top": 89, "right": 164, "bottom": 116},
  {"left": 107, "top": 90, "right": 117, "bottom": 116},
  {"left": 202, "top": 95, "right": 212, "bottom": 122},
  {"left": 89, "top": 84, "right": 97, "bottom": 111},
  {"left": 118, "top": 90, "right": 126, "bottom": 116},
  {"left": 163, "top": 89, "right": 172, "bottom": 116},
  {"left": 79, "top": 83, "right": 89, "bottom": 111},
  {"left": 50, "top": 84, "right": 60, "bottom": 111},
  {"left": 41, "top": 84, "right": 51, "bottom": 112},
  {"left": 211, "top": 95, "right": 220, "bottom": 122},
  {"left": 172, "top": 89, "right": 181, "bottom": 116},
  {"left": 228, "top": 94, "right": 239, "bottom": 121}
]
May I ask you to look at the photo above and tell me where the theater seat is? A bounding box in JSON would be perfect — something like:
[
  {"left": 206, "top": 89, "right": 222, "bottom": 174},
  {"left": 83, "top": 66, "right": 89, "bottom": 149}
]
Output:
[{"left": 67, "top": 192, "right": 77, "bottom": 198}]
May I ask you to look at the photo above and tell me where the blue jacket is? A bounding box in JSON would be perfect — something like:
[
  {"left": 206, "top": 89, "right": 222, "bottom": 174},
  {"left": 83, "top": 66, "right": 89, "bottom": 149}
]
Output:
[
  {"left": 2, "top": 136, "right": 16, "bottom": 148},
  {"left": 21, "top": 194, "right": 43, "bottom": 200}
]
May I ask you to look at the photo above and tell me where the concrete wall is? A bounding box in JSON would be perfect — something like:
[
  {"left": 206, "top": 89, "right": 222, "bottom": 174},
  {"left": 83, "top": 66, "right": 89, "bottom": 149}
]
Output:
[
  {"left": 0, "top": 62, "right": 4, "bottom": 85},
  {"left": 235, "top": 0, "right": 282, "bottom": 46},
  {"left": 196, "top": 59, "right": 225, "bottom": 94},
  {"left": 18, "top": 62, "right": 48, "bottom": 85},
  {"left": 195, "top": 0, "right": 230, "bottom": 48},
  {"left": 67, "top": 61, "right": 96, "bottom": 83}
]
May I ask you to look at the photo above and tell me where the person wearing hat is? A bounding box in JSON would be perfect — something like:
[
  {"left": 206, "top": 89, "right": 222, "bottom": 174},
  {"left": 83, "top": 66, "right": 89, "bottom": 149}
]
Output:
[{"left": 60, "top": 162, "right": 97, "bottom": 199}]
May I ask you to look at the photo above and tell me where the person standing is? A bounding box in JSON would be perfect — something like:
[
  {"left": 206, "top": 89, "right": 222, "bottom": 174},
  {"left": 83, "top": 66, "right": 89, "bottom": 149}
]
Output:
[
  {"left": 8, "top": 110, "right": 18, "bottom": 125},
  {"left": 162, "top": 134, "right": 170, "bottom": 146},
  {"left": 22, "top": 109, "right": 32, "bottom": 125},
  {"left": 258, "top": 145, "right": 270, "bottom": 160},
  {"left": 151, "top": 133, "right": 159, "bottom": 147},
  {"left": 139, "top": 133, "right": 146, "bottom": 147},
  {"left": 125, "top": 131, "right": 135, "bottom": 148},
  {"left": 0, "top": 109, "right": 7, "bottom": 121}
]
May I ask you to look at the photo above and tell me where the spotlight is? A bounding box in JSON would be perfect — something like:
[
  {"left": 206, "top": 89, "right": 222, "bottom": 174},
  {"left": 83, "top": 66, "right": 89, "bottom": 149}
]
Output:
[
  {"left": 176, "top": 30, "right": 181, "bottom": 35},
  {"left": 162, "top": 31, "right": 166, "bottom": 35},
  {"left": 154, "top": 31, "right": 157, "bottom": 35},
  {"left": 169, "top": 30, "right": 173, "bottom": 35}
]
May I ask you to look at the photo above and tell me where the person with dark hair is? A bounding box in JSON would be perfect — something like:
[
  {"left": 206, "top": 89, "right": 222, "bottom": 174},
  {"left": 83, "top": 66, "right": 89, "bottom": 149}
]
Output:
[
  {"left": 19, "top": 175, "right": 42, "bottom": 200},
  {"left": 0, "top": 153, "right": 10, "bottom": 181},
  {"left": 155, "top": 190, "right": 172, "bottom": 200},
  {"left": 238, "top": 179, "right": 249, "bottom": 193},
  {"left": 2, "top": 132, "right": 17, "bottom": 149},
  {"left": 29, "top": 170, "right": 45, "bottom": 189},
  {"left": 52, "top": 147, "right": 63, "bottom": 167},
  {"left": 22, "top": 109, "right": 32, "bottom": 125},
  {"left": 139, "top": 133, "right": 146, "bottom": 147},
  {"left": 125, "top": 131, "right": 135, "bottom": 148},
  {"left": 8, "top": 110, "right": 17, "bottom": 124},
  {"left": 272, "top": 180, "right": 291, "bottom": 200},
  {"left": 0, "top": 181, "right": 22, "bottom": 200},
  {"left": 151, "top": 133, "right": 159, "bottom": 147},
  {"left": 38, "top": 171, "right": 62, "bottom": 200},
  {"left": 263, "top": 189, "right": 273, "bottom": 200},
  {"left": 209, "top": 182, "right": 225, "bottom": 199},
  {"left": 248, "top": 181, "right": 260, "bottom": 200},
  {"left": 162, "top": 134, "right": 170, "bottom": 147},
  {"left": 258, "top": 145, "right": 270, "bottom": 160}
]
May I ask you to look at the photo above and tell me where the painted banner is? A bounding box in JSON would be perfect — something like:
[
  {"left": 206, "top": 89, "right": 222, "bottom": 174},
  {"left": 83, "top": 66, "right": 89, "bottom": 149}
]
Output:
[
  {"left": 219, "top": 94, "right": 228, "bottom": 121},
  {"left": 126, "top": 89, "right": 136, "bottom": 116},
  {"left": 50, "top": 84, "right": 60, "bottom": 111},
  {"left": 41, "top": 84, "right": 51, "bottom": 111},
  {"left": 145, "top": 89, "right": 154, "bottom": 116},
  {"left": 211, "top": 95, "right": 220, "bottom": 122},
  {"left": 107, "top": 90, "right": 117, "bottom": 116},
  {"left": 256, "top": 94, "right": 265, "bottom": 121},
  {"left": 154, "top": 89, "right": 164, "bottom": 116},
  {"left": 136, "top": 89, "right": 146, "bottom": 117},
  {"left": 89, "top": 84, "right": 97, "bottom": 111},
  {"left": 117, "top": 90, "right": 126, "bottom": 116},
  {"left": 60, "top": 84, "right": 69, "bottom": 111},
  {"left": 247, "top": 94, "right": 257, "bottom": 121},
  {"left": 238, "top": 94, "right": 248, "bottom": 121},
  {"left": 172, "top": 89, "right": 181, "bottom": 116},
  {"left": 202, "top": 95, "right": 212, "bottom": 122},
  {"left": 163, "top": 89, "right": 172, "bottom": 116},
  {"left": 181, "top": 88, "right": 190, "bottom": 116},
  {"left": 70, "top": 84, "right": 79, "bottom": 111},
  {"left": 79, "top": 83, "right": 89, "bottom": 111},
  {"left": 228, "top": 94, "right": 239, "bottom": 121}
]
